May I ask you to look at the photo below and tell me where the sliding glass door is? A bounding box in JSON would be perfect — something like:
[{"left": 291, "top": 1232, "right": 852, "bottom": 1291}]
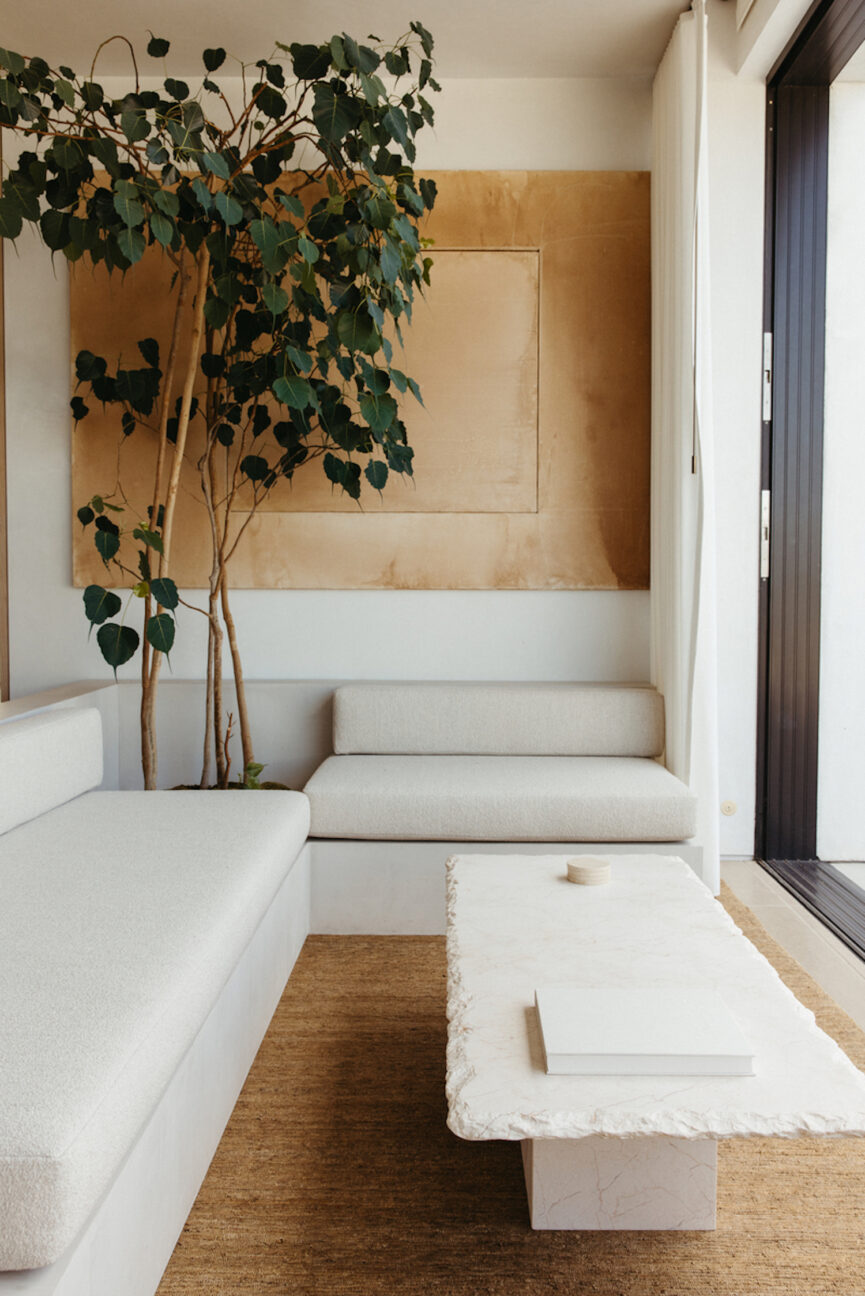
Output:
[{"left": 757, "top": 0, "right": 865, "bottom": 955}]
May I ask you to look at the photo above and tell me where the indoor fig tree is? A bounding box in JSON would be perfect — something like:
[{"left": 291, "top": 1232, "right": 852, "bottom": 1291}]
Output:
[{"left": 0, "top": 24, "right": 439, "bottom": 788}]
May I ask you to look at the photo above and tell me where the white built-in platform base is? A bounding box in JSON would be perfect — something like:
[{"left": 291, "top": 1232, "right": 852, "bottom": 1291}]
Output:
[
  {"left": 521, "top": 1136, "right": 717, "bottom": 1230},
  {"left": 0, "top": 845, "right": 312, "bottom": 1296},
  {"left": 311, "top": 839, "right": 705, "bottom": 933}
]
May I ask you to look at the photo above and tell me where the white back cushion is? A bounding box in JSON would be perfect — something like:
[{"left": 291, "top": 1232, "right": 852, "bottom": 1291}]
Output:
[
  {"left": 333, "top": 683, "right": 665, "bottom": 757},
  {"left": 0, "top": 708, "right": 103, "bottom": 835}
]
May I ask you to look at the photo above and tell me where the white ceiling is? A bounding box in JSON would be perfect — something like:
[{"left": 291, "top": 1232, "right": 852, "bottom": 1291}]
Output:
[{"left": 1, "top": 0, "right": 687, "bottom": 80}]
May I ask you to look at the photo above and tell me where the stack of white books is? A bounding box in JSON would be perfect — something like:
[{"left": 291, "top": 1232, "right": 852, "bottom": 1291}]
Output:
[{"left": 534, "top": 986, "right": 755, "bottom": 1077}]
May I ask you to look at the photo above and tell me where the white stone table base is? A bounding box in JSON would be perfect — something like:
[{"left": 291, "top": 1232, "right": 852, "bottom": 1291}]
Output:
[{"left": 522, "top": 1137, "right": 717, "bottom": 1230}]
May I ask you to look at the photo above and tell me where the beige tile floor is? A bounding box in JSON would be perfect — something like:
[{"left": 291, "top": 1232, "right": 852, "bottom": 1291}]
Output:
[{"left": 722, "top": 859, "right": 865, "bottom": 1034}]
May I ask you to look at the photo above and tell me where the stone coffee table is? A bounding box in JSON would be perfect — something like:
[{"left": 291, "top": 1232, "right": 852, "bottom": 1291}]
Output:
[{"left": 445, "top": 854, "right": 865, "bottom": 1230}]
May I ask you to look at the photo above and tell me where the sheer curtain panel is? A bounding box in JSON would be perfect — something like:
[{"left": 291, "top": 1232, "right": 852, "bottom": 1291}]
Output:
[{"left": 651, "top": 0, "right": 720, "bottom": 893}]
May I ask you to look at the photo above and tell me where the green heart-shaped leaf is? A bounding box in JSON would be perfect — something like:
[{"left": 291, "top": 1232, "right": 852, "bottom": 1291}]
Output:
[
  {"left": 96, "top": 622, "right": 139, "bottom": 672},
  {"left": 83, "top": 584, "right": 122, "bottom": 625},
  {"left": 145, "top": 612, "right": 175, "bottom": 655}
]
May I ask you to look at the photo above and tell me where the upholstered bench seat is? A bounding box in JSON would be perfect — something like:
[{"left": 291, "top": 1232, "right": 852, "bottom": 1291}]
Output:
[
  {"left": 305, "top": 753, "right": 696, "bottom": 841},
  {"left": 0, "top": 773, "right": 309, "bottom": 1271},
  {"left": 304, "top": 682, "right": 698, "bottom": 848}
]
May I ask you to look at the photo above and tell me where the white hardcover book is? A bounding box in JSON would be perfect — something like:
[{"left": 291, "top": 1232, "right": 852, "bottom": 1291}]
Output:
[{"left": 534, "top": 986, "right": 755, "bottom": 1077}]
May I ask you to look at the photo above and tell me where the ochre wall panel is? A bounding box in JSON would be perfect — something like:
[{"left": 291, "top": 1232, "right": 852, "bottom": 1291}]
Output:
[
  {"left": 259, "top": 248, "right": 540, "bottom": 514},
  {"left": 71, "top": 171, "right": 650, "bottom": 590}
]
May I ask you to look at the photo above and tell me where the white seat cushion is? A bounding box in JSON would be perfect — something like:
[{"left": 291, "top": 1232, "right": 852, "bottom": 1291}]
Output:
[
  {"left": 304, "top": 756, "right": 696, "bottom": 842},
  {"left": 0, "top": 789, "right": 309, "bottom": 1270},
  {"left": 332, "top": 683, "right": 665, "bottom": 757}
]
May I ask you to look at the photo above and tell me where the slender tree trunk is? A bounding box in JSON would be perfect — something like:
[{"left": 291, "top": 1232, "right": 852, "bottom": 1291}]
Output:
[
  {"left": 199, "top": 412, "right": 231, "bottom": 786},
  {"left": 140, "top": 598, "right": 153, "bottom": 788},
  {"left": 158, "top": 246, "right": 211, "bottom": 570},
  {"left": 140, "top": 246, "right": 211, "bottom": 789},
  {"left": 150, "top": 249, "right": 189, "bottom": 547},
  {"left": 139, "top": 250, "right": 191, "bottom": 789},
  {"left": 200, "top": 613, "right": 215, "bottom": 788},
  {"left": 209, "top": 587, "right": 226, "bottom": 786},
  {"left": 220, "top": 580, "right": 254, "bottom": 776},
  {"left": 199, "top": 366, "right": 222, "bottom": 789}
]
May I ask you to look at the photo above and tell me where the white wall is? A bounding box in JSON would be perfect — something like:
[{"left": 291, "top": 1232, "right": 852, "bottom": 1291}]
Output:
[
  {"left": 704, "top": 0, "right": 766, "bottom": 857},
  {"left": 4, "top": 75, "right": 654, "bottom": 787},
  {"left": 423, "top": 77, "right": 651, "bottom": 169},
  {"left": 817, "top": 83, "right": 865, "bottom": 860}
]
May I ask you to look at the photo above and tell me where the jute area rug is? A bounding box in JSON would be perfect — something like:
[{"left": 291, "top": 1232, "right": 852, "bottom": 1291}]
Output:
[{"left": 158, "top": 886, "right": 865, "bottom": 1296}]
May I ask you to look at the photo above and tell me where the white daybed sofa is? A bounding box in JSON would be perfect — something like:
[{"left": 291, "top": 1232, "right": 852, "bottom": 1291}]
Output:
[
  {"left": 0, "top": 707, "right": 310, "bottom": 1295},
  {"left": 0, "top": 681, "right": 699, "bottom": 1292},
  {"left": 303, "top": 682, "right": 701, "bottom": 931}
]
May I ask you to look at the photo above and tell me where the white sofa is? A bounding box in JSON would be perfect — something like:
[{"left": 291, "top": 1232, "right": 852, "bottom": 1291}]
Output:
[
  {"left": 0, "top": 707, "right": 310, "bottom": 1295},
  {"left": 303, "top": 683, "right": 700, "bottom": 930},
  {"left": 0, "top": 682, "right": 700, "bottom": 1291}
]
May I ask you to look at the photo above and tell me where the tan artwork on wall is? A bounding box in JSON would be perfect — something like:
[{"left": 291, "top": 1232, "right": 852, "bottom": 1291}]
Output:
[{"left": 71, "top": 170, "right": 650, "bottom": 590}]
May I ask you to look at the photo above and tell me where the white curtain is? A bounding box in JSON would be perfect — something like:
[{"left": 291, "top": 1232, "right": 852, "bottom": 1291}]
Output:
[{"left": 651, "top": 0, "right": 720, "bottom": 894}]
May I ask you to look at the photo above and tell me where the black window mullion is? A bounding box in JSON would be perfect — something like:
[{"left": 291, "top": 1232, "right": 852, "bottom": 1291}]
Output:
[{"left": 763, "top": 82, "right": 828, "bottom": 862}]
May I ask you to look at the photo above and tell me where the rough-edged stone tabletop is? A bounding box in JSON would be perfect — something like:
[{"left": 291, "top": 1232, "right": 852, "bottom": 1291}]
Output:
[{"left": 445, "top": 854, "right": 865, "bottom": 1142}]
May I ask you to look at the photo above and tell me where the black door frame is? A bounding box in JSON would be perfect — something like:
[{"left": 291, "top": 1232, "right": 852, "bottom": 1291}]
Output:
[{"left": 757, "top": 0, "right": 865, "bottom": 956}]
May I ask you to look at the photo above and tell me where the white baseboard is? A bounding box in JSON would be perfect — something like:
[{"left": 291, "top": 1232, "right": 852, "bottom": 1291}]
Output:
[
  {"left": 310, "top": 840, "right": 704, "bottom": 934},
  {"left": 0, "top": 845, "right": 311, "bottom": 1296}
]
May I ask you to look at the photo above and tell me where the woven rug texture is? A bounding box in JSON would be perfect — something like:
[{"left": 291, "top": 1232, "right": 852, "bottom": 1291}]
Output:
[{"left": 157, "top": 884, "right": 865, "bottom": 1296}]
